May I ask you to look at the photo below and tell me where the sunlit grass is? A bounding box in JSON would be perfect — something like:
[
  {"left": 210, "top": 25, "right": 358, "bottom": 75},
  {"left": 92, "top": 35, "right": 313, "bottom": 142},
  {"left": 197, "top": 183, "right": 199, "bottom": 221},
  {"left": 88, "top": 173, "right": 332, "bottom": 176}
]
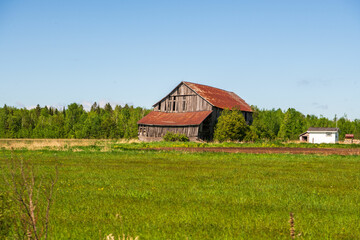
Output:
[
  {"left": 1, "top": 149, "right": 359, "bottom": 239},
  {"left": 112, "top": 140, "right": 360, "bottom": 150}
]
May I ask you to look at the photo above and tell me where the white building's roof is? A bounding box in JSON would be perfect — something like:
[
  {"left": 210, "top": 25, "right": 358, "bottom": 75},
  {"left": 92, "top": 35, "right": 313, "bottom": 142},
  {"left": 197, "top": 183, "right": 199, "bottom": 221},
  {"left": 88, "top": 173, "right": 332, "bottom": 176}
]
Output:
[{"left": 307, "top": 127, "right": 339, "bottom": 132}]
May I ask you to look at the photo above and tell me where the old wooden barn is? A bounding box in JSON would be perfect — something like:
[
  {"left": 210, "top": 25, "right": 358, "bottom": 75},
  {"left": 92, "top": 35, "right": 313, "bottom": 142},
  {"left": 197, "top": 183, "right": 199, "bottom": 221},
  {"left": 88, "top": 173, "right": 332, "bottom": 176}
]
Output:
[{"left": 137, "top": 81, "right": 253, "bottom": 141}]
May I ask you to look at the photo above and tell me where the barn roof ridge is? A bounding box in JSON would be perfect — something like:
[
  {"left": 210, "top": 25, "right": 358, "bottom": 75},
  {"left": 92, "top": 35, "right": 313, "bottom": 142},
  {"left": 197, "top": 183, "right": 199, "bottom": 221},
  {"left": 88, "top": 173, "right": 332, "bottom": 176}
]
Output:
[
  {"left": 182, "top": 81, "right": 231, "bottom": 93},
  {"left": 152, "top": 81, "right": 252, "bottom": 112},
  {"left": 182, "top": 81, "right": 252, "bottom": 112}
]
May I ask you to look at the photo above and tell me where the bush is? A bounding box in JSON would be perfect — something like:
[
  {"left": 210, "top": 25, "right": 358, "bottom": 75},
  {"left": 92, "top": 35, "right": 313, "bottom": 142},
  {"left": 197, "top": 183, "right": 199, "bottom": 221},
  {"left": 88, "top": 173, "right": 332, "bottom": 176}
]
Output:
[
  {"left": 163, "top": 132, "right": 189, "bottom": 142},
  {"left": 214, "top": 109, "right": 250, "bottom": 142},
  {"left": 243, "top": 126, "right": 259, "bottom": 142}
]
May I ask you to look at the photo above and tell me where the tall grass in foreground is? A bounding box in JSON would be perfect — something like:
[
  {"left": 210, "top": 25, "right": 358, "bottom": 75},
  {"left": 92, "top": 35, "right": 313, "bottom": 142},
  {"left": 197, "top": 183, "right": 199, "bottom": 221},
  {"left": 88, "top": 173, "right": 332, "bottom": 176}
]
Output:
[
  {"left": 1, "top": 149, "right": 359, "bottom": 239},
  {"left": 1, "top": 155, "right": 58, "bottom": 239}
]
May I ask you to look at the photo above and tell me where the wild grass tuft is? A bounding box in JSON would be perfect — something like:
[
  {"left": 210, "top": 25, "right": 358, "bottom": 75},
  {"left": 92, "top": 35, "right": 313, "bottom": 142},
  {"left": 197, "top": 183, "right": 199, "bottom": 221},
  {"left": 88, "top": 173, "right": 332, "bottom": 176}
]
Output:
[{"left": 289, "top": 212, "right": 295, "bottom": 239}]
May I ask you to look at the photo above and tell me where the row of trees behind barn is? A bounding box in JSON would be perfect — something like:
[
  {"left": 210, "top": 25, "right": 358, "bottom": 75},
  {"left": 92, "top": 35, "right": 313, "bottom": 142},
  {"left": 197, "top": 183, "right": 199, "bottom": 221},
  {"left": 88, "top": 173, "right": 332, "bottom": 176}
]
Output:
[
  {"left": 0, "top": 103, "right": 150, "bottom": 139},
  {"left": 250, "top": 107, "right": 359, "bottom": 141},
  {"left": 0, "top": 103, "right": 359, "bottom": 140}
]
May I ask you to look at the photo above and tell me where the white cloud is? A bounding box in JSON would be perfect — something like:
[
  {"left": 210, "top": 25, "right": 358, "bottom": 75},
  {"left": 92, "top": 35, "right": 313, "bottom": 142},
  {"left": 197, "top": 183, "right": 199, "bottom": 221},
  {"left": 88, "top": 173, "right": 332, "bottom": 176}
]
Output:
[
  {"left": 312, "top": 102, "right": 328, "bottom": 110},
  {"left": 297, "top": 80, "right": 310, "bottom": 86}
]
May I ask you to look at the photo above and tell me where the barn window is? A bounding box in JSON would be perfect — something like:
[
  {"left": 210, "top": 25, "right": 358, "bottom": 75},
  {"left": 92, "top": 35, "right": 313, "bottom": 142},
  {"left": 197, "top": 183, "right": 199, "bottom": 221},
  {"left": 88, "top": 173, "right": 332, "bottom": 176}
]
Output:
[
  {"left": 182, "top": 96, "right": 186, "bottom": 111},
  {"left": 158, "top": 102, "right": 161, "bottom": 111},
  {"left": 167, "top": 100, "right": 171, "bottom": 112},
  {"left": 172, "top": 96, "right": 176, "bottom": 111},
  {"left": 326, "top": 132, "right": 331, "bottom": 137}
]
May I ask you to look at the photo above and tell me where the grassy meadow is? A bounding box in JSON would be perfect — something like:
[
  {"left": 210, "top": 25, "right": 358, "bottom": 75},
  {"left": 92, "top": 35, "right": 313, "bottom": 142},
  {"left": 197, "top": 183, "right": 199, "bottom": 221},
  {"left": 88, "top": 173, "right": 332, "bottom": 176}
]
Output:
[
  {"left": 1, "top": 138, "right": 360, "bottom": 151},
  {"left": 0, "top": 145, "right": 359, "bottom": 239}
]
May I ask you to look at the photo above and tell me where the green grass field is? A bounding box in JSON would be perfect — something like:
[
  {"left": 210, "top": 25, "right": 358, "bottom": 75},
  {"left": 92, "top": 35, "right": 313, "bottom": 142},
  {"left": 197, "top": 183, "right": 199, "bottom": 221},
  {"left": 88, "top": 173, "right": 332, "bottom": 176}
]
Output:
[
  {"left": 111, "top": 140, "right": 360, "bottom": 150},
  {"left": 1, "top": 148, "right": 359, "bottom": 239}
]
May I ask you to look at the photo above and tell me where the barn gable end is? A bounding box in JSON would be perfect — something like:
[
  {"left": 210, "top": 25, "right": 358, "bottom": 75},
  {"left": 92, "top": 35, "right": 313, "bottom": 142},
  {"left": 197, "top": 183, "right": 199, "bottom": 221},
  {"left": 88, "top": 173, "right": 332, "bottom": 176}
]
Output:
[{"left": 153, "top": 83, "right": 212, "bottom": 112}]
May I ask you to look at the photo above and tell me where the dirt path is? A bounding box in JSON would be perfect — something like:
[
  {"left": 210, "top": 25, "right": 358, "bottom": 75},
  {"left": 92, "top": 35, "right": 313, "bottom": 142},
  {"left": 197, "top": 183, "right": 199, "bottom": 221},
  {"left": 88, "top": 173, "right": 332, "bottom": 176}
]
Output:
[{"left": 151, "top": 147, "right": 360, "bottom": 155}]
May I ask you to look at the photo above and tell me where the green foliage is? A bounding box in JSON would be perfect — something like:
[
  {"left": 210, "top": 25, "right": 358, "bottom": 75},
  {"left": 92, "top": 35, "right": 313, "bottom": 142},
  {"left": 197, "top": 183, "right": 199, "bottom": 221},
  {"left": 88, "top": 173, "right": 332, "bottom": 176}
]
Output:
[
  {"left": 243, "top": 126, "right": 258, "bottom": 142},
  {"left": 337, "top": 116, "right": 359, "bottom": 140},
  {"left": 278, "top": 108, "right": 306, "bottom": 140},
  {"left": 251, "top": 106, "right": 284, "bottom": 140},
  {"left": 214, "top": 109, "right": 249, "bottom": 142},
  {"left": 0, "top": 103, "right": 150, "bottom": 139},
  {"left": 163, "top": 132, "right": 189, "bottom": 142},
  {"left": 305, "top": 114, "right": 335, "bottom": 129}
]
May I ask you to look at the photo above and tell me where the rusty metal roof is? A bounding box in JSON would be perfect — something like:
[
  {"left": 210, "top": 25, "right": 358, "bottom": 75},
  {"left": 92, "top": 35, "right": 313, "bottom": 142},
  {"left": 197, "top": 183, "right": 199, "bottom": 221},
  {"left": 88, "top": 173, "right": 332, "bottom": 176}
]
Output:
[
  {"left": 183, "top": 82, "right": 252, "bottom": 112},
  {"left": 137, "top": 111, "right": 212, "bottom": 126}
]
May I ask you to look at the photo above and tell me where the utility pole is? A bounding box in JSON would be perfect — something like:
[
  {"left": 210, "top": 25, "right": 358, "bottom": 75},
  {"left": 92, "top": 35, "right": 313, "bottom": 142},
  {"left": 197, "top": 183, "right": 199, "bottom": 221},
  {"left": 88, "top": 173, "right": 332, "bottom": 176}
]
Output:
[{"left": 335, "top": 114, "right": 337, "bottom": 128}]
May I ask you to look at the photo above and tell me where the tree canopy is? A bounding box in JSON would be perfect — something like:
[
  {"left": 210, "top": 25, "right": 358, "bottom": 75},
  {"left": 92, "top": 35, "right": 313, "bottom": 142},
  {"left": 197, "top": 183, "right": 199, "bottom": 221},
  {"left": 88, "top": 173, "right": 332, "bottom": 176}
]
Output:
[{"left": 0, "top": 103, "right": 150, "bottom": 139}]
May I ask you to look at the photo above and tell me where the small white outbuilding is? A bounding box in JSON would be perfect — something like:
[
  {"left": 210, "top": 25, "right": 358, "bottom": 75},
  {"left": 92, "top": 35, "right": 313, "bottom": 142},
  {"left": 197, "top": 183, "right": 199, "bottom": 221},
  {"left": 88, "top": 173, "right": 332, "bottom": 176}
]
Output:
[{"left": 299, "top": 127, "right": 339, "bottom": 144}]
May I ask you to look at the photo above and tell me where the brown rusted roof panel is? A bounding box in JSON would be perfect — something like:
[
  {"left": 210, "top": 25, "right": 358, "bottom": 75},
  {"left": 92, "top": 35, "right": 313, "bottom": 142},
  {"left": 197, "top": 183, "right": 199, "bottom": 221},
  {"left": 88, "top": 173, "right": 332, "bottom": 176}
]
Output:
[
  {"left": 137, "top": 111, "right": 212, "bottom": 126},
  {"left": 183, "top": 82, "right": 252, "bottom": 112},
  {"left": 345, "top": 134, "right": 354, "bottom": 139}
]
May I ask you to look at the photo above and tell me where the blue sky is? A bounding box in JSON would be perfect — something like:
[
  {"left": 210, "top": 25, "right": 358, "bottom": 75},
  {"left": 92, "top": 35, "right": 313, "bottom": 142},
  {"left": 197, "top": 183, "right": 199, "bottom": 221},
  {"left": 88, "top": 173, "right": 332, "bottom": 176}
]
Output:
[{"left": 0, "top": 0, "right": 359, "bottom": 119}]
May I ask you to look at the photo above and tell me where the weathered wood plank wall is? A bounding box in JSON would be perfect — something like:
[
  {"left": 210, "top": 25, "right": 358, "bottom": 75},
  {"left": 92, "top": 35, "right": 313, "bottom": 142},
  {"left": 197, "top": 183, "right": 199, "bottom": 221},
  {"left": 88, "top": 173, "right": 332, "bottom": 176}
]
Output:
[
  {"left": 138, "top": 125, "right": 199, "bottom": 138},
  {"left": 153, "top": 84, "right": 212, "bottom": 112}
]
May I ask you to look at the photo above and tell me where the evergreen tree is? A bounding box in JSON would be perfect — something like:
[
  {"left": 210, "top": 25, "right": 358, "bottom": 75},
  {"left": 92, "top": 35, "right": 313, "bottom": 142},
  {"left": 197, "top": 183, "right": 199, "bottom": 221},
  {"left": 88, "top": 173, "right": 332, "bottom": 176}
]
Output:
[
  {"left": 90, "top": 102, "right": 100, "bottom": 114},
  {"left": 35, "top": 104, "right": 41, "bottom": 118},
  {"left": 104, "top": 103, "right": 113, "bottom": 113}
]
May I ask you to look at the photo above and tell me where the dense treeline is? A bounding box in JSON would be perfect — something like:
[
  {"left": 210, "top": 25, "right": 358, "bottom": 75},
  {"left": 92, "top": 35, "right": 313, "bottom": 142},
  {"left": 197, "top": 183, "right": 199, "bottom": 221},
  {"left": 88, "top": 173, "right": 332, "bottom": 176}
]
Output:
[
  {"left": 0, "top": 103, "right": 359, "bottom": 140},
  {"left": 0, "top": 103, "right": 150, "bottom": 139},
  {"left": 251, "top": 106, "right": 360, "bottom": 141}
]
